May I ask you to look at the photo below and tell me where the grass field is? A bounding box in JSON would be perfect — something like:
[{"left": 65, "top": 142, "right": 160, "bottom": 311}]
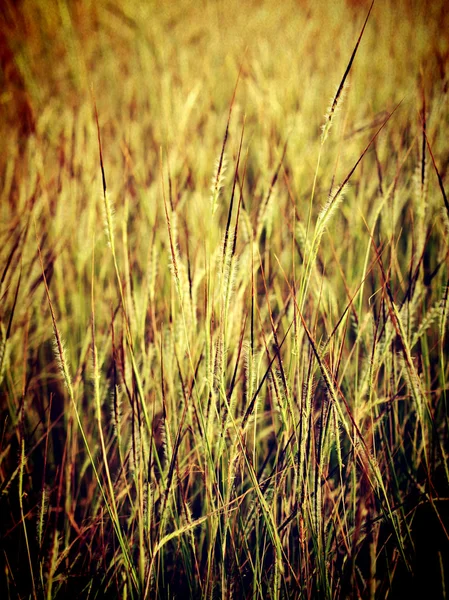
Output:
[{"left": 1, "top": 0, "right": 449, "bottom": 598}]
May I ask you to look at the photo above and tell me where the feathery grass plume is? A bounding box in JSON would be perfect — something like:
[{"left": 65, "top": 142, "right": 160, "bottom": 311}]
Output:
[
  {"left": 222, "top": 234, "right": 238, "bottom": 321},
  {"left": 212, "top": 333, "right": 224, "bottom": 397},
  {"left": 213, "top": 126, "right": 245, "bottom": 403},
  {"left": 296, "top": 220, "right": 313, "bottom": 258},
  {"left": 321, "top": 0, "right": 375, "bottom": 144},
  {"left": 210, "top": 63, "right": 242, "bottom": 216},
  {"left": 321, "top": 81, "right": 349, "bottom": 144},
  {"left": 210, "top": 153, "right": 228, "bottom": 215},
  {"left": 220, "top": 115, "right": 245, "bottom": 309},
  {"left": 102, "top": 188, "right": 116, "bottom": 250},
  {"left": 314, "top": 182, "right": 349, "bottom": 252},
  {"left": 160, "top": 149, "right": 181, "bottom": 297},
  {"left": 128, "top": 411, "right": 150, "bottom": 480},
  {"left": 36, "top": 238, "right": 73, "bottom": 397},
  {"left": 178, "top": 258, "right": 196, "bottom": 332},
  {"left": 298, "top": 359, "right": 315, "bottom": 499},
  {"left": 110, "top": 384, "right": 122, "bottom": 440},
  {"left": 36, "top": 485, "right": 48, "bottom": 549}
]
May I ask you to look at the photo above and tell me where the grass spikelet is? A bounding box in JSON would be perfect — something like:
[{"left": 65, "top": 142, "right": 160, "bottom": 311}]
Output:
[
  {"left": 321, "top": 0, "right": 375, "bottom": 144},
  {"left": 296, "top": 220, "right": 312, "bottom": 257},
  {"left": 243, "top": 340, "right": 258, "bottom": 413},
  {"left": 222, "top": 231, "right": 237, "bottom": 311},
  {"left": 111, "top": 384, "right": 122, "bottom": 439},
  {"left": 128, "top": 415, "right": 139, "bottom": 477},
  {"left": 213, "top": 334, "right": 224, "bottom": 396},
  {"left": 151, "top": 410, "right": 168, "bottom": 482},
  {"left": 160, "top": 150, "right": 181, "bottom": 298},
  {"left": 316, "top": 182, "right": 349, "bottom": 242},
  {"left": 52, "top": 335, "right": 71, "bottom": 387},
  {"left": 36, "top": 238, "right": 73, "bottom": 397},
  {"left": 210, "top": 153, "right": 228, "bottom": 216},
  {"left": 321, "top": 81, "right": 349, "bottom": 144},
  {"left": 102, "top": 190, "right": 116, "bottom": 250},
  {"left": 210, "top": 64, "right": 242, "bottom": 217},
  {"left": 36, "top": 485, "right": 48, "bottom": 548}
]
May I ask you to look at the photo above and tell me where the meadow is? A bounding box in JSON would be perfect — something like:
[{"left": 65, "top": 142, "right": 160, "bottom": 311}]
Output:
[{"left": 1, "top": 0, "right": 449, "bottom": 597}]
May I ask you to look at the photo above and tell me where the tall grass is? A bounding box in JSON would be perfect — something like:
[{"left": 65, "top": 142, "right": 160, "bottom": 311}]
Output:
[{"left": 1, "top": 0, "right": 449, "bottom": 598}]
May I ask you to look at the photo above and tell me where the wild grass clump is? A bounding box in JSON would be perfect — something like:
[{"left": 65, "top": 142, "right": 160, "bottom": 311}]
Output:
[{"left": 1, "top": 0, "right": 449, "bottom": 598}]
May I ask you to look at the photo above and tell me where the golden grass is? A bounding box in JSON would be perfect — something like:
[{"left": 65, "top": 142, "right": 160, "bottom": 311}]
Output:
[{"left": 1, "top": 0, "right": 449, "bottom": 598}]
